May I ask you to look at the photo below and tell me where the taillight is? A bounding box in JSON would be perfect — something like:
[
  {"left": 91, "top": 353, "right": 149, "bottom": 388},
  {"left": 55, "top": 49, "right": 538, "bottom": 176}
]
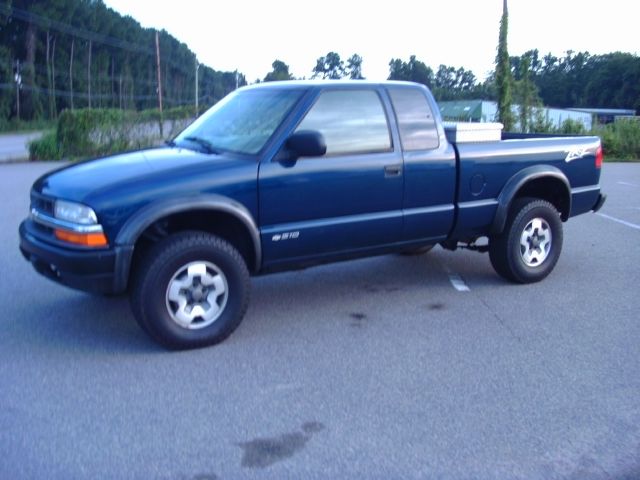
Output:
[{"left": 595, "top": 145, "right": 603, "bottom": 169}]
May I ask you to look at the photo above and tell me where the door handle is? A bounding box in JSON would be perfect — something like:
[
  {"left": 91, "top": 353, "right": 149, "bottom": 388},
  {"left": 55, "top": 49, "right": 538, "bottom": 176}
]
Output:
[{"left": 384, "top": 164, "right": 402, "bottom": 177}]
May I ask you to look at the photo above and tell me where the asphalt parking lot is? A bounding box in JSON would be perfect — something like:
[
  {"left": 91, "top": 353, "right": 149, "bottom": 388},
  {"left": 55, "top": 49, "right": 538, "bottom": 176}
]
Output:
[
  {"left": 1, "top": 161, "right": 639, "bottom": 480},
  {"left": 0, "top": 131, "right": 44, "bottom": 162}
]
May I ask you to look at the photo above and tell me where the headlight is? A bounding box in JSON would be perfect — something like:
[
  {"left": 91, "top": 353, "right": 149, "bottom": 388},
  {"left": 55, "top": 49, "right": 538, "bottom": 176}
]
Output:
[{"left": 54, "top": 200, "right": 98, "bottom": 225}]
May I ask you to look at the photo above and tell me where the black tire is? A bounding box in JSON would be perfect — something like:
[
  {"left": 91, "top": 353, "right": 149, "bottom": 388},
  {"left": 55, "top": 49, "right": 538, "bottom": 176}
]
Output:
[
  {"left": 130, "top": 231, "right": 250, "bottom": 350},
  {"left": 489, "top": 197, "right": 563, "bottom": 283},
  {"left": 399, "top": 245, "right": 435, "bottom": 256}
]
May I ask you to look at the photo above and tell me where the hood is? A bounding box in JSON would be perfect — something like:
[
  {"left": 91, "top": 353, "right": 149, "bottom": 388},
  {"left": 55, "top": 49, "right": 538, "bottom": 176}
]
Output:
[{"left": 33, "top": 147, "right": 244, "bottom": 203}]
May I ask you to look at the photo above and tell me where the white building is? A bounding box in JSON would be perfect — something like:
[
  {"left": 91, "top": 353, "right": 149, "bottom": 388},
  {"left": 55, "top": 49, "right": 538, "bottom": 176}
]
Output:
[{"left": 438, "top": 100, "right": 593, "bottom": 131}]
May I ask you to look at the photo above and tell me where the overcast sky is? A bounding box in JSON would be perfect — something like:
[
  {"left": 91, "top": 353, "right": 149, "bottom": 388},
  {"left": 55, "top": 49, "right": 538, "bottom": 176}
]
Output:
[{"left": 103, "top": 0, "right": 637, "bottom": 82}]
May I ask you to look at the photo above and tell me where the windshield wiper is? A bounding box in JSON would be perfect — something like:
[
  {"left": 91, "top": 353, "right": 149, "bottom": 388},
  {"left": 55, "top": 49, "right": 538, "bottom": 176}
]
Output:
[{"left": 183, "top": 136, "right": 221, "bottom": 154}]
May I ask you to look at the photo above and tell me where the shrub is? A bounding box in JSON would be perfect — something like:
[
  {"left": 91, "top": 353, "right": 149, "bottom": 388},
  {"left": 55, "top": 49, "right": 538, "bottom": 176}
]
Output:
[
  {"left": 596, "top": 120, "right": 640, "bottom": 161},
  {"left": 553, "top": 117, "right": 640, "bottom": 161},
  {"left": 46, "top": 107, "right": 196, "bottom": 160},
  {"left": 29, "top": 130, "right": 61, "bottom": 160},
  {"left": 529, "top": 109, "right": 556, "bottom": 134},
  {"left": 558, "top": 118, "right": 587, "bottom": 135}
]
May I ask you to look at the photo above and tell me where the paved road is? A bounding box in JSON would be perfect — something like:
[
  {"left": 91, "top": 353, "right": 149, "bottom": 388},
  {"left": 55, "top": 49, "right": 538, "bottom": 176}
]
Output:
[
  {"left": 1, "top": 162, "right": 639, "bottom": 480},
  {"left": 0, "top": 131, "right": 44, "bottom": 162}
]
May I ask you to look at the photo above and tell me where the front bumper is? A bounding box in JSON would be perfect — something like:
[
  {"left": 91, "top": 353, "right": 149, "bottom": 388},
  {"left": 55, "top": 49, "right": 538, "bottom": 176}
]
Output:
[{"left": 19, "top": 220, "right": 131, "bottom": 294}]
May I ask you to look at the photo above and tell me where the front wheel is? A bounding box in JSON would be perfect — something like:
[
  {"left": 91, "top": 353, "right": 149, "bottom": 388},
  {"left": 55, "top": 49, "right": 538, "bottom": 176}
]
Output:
[
  {"left": 130, "top": 232, "right": 250, "bottom": 350},
  {"left": 489, "top": 198, "right": 563, "bottom": 283}
]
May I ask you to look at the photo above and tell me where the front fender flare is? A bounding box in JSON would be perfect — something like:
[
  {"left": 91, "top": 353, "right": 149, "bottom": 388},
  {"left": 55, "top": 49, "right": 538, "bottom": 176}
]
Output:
[{"left": 112, "top": 195, "right": 261, "bottom": 292}]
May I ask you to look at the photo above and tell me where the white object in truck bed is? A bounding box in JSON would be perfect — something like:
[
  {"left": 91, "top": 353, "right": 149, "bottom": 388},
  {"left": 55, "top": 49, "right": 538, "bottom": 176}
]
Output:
[{"left": 443, "top": 122, "right": 504, "bottom": 143}]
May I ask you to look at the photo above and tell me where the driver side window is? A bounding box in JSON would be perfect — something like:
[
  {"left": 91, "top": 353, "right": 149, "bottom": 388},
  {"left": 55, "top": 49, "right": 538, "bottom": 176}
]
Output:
[{"left": 295, "top": 90, "right": 392, "bottom": 156}]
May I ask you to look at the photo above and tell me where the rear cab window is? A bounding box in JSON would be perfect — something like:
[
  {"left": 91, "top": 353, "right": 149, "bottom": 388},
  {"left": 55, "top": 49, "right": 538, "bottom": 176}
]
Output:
[{"left": 388, "top": 87, "right": 439, "bottom": 151}]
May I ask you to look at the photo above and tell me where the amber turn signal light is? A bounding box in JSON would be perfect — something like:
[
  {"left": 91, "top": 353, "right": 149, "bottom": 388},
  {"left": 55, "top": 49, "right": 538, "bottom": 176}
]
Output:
[{"left": 54, "top": 229, "right": 108, "bottom": 247}]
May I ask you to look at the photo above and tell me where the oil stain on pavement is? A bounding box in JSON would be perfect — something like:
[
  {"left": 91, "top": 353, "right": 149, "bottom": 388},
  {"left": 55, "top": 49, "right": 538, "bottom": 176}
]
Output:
[
  {"left": 237, "top": 422, "right": 325, "bottom": 469},
  {"left": 349, "top": 312, "right": 368, "bottom": 327}
]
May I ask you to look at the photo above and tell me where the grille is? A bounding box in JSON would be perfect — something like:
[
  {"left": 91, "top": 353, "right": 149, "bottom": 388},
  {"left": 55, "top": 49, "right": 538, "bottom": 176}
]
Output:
[{"left": 31, "top": 192, "right": 55, "bottom": 216}]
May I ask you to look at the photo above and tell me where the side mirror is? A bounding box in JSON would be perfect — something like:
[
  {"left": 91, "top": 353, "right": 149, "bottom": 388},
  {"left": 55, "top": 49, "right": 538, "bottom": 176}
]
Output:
[{"left": 285, "top": 130, "right": 327, "bottom": 159}]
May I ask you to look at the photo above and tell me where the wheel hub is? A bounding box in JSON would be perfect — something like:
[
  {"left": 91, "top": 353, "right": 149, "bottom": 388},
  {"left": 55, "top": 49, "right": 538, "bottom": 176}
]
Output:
[
  {"left": 529, "top": 232, "right": 541, "bottom": 249},
  {"left": 165, "top": 261, "right": 228, "bottom": 329},
  {"left": 520, "top": 217, "right": 552, "bottom": 267},
  {"left": 190, "top": 285, "right": 206, "bottom": 302}
]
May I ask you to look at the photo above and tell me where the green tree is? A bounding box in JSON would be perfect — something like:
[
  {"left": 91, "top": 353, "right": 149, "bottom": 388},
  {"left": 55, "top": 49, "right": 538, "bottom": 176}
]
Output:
[
  {"left": 529, "top": 51, "right": 639, "bottom": 113},
  {"left": 0, "top": 46, "right": 12, "bottom": 123},
  {"left": 263, "top": 60, "right": 293, "bottom": 82},
  {"left": 513, "top": 52, "right": 542, "bottom": 132},
  {"left": 435, "top": 65, "right": 456, "bottom": 90},
  {"left": 0, "top": 0, "right": 246, "bottom": 122},
  {"left": 495, "top": 0, "right": 514, "bottom": 130},
  {"left": 346, "top": 54, "right": 364, "bottom": 79},
  {"left": 583, "top": 53, "right": 640, "bottom": 112},
  {"left": 432, "top": 64, "right": 477, "bottom": 100},
  {"left": 312, "top": 52, "right": 345, "bottom": 79},
  {"left": 387, "top": 55, "right": 433, "bottom": 87},
  {"left": 388, "top": 56, "right": 486, "bottom": 101},
  {"left": 530, "top": 109, "right": 555, "bottom": 134}
]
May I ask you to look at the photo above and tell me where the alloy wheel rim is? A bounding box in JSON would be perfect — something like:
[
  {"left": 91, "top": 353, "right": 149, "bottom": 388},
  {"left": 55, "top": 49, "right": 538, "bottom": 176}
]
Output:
[
  {"left": 519, "top": 217, "right": 552, "bottom": 267},
  {"left": 165, "top": 261, "right": 228, "bottom": 329}
]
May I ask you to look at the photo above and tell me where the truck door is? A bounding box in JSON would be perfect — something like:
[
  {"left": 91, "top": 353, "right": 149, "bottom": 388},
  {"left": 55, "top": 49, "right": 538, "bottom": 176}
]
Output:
[
  {"left": 387, "top": 86, "right": 457, "bottom": 242},
  {"left": 258, "top": 88, "right": 403, "bottom": 267}
]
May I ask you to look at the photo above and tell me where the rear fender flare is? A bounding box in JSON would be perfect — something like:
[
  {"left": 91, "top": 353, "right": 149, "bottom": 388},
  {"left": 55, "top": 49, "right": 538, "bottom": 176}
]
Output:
[{"left": 490, "top": 165, "right": 571, "bottom": 235}]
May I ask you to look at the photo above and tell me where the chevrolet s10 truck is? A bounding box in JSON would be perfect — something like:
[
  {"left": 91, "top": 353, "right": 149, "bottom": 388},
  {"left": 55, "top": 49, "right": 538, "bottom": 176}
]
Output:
[{"left": 19, "top": 81, "right": 606, "bottom": 349}]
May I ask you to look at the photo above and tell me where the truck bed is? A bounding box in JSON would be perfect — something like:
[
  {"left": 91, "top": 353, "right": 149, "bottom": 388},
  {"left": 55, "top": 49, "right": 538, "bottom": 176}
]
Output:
[{"left": 450, "top": 135, "right": 602, "bottom": 240}]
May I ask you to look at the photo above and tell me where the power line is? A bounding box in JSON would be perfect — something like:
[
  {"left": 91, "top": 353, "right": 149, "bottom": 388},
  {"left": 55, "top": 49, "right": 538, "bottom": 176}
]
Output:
[
  {"left": 0, "top": 60, "right": 193, "bottom": 103},
  {"left": 0, "top": 4, "right": 238, "bottom": 118},
  {"left": 0, "top": 4, "right": 198, "bottom": 77},
  {"left": 0, "top": 4, "right": 154, "bottom": 57},
  {"left": 0, "top": 82, "right": 203, "bottom": 106},
  {"left": 0, "top": 58, "right": 162, "bottom": 88}
]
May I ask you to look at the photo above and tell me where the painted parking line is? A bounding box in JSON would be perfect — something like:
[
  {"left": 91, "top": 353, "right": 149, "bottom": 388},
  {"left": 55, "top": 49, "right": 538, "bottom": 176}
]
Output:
[
  {"left": 449, "top": 274, "right": 471, "bottom": 292},
  {"left": 438, "top": 258, "right": 471, "bottom": 292},
  {"left": 596, "top": 212, "right": 640, "bottom": 231},
  {"left": 617, "top": 181, "right": 639, "bottom": 188}
]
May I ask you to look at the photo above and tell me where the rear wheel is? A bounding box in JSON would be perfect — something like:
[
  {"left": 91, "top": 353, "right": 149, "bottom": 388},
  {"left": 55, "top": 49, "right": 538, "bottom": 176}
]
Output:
[
  {"left": 130, "top": 231, "right": 250, "bottom": 349},
  {"left": 489, "top": 198, "right": 563, "bottom": 283}
]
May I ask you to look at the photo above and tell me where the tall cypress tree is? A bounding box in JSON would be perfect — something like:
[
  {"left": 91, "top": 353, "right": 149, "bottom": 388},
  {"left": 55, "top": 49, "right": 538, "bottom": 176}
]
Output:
[
  {"left": 496, "top": 0, "right": 514, "bottom": 130},
  {"left": 518, "top": 55, "right": 534, "bottom": 132}
]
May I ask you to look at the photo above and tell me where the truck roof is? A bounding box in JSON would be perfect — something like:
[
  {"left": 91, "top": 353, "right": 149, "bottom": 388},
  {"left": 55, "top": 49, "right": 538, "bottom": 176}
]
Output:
[{"left": 241, "top": 79, "right": 424, "bottom": 91}]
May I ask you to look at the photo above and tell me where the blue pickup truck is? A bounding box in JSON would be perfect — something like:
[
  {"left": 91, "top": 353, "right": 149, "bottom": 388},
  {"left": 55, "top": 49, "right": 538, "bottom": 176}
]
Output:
[{"left": 19, "top": 81, "right": 606, "bottom": 349}]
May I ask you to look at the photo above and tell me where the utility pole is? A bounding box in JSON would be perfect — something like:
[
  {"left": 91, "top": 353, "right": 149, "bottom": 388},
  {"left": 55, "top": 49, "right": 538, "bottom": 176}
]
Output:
[
  {"left": 155, "top": 31, "right": 164, "bottom": 137},
  {"left": 195, "top": 58, "right": 199, "bottom": 117},
  {"left": 51, "top": 36, "right": 57, "bottom": 117},
  {"left": 87, "top": 40, "right": 92, "bottom": 108},
  {"left": 69, "top": 38, "right": 74, "bottom": 110},
  {"left": 14, "top": 59, "right": 21, "bottom": 120}
]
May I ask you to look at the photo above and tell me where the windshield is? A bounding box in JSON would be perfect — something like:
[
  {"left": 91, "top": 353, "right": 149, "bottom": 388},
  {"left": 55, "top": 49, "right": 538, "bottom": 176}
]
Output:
[{"left": 175, "top": 88, "right": 304, "bottom": 155}]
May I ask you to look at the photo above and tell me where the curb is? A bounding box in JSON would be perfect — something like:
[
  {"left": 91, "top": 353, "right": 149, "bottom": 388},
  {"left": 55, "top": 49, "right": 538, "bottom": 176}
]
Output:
[{"left": 0, "top": 156, "right": 30, "bottom": 164}]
